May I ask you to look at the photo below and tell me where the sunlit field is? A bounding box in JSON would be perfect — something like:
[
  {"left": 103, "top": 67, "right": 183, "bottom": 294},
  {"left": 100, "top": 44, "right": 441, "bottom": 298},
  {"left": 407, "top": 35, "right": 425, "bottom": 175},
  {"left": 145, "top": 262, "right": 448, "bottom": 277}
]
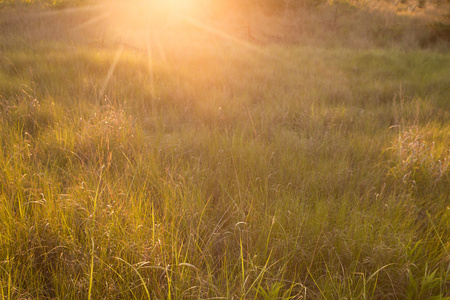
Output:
[{"left": 0, "top": 0, "right": 449, "bottom": 299}]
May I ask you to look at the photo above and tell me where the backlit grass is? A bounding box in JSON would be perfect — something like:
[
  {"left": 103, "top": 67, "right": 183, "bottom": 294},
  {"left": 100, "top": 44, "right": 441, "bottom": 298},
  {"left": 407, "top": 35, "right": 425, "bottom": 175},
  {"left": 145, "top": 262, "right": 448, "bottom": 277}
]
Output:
[{"left": 0, "top": 1, "right": 449, "bottom": 299}]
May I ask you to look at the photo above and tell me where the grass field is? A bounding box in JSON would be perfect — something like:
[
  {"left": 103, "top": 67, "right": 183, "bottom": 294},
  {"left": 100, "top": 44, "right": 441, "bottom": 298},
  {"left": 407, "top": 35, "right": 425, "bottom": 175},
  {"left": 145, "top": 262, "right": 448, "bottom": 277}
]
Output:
[{"left": 0, "top": 0, "right": 449, "bottom": 299}]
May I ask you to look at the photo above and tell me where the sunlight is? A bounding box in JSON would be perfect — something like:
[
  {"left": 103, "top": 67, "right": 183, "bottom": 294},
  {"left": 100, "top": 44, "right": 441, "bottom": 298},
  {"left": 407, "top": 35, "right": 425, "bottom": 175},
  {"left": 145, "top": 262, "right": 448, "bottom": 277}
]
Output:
[
  {"left": 105, "top": 0, "right": 202, "bottom": 30},
  {"left": 100, "top": 43, "right": 125, "bottom": 98},
  {"left": 97, "top": 0, "right": 202, "bottom": 50},
  {"left": 3, "top": 1, "right": 450, "bottom": 298},
  {"left": 97, "top": 0, "right": 263, "bottom": 60},
  {"left": 165, "top": 0, "right": 199, "bottom": 16},
  {"left": 88, "top": 0, "right": 267, "bottom": 103}
]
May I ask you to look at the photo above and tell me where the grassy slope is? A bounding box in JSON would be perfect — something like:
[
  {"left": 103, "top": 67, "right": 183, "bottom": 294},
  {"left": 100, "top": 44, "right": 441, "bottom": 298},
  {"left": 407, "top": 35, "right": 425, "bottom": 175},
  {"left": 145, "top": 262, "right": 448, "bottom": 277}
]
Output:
[{"left": 0, "top": 2, "right": 449, "bottom": 299}]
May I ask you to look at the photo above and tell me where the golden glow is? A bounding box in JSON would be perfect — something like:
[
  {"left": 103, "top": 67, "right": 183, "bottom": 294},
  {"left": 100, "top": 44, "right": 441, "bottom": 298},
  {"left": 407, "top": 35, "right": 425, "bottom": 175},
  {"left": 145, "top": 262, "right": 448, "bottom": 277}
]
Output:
[
  {"left": 96, "top": 0, "right": 210, "bottom": 50},
  {"left": 93, "top": 0, "right": 258, "bottom": 53},
  {"left": 165, "top": 0, "right": 199, "bottom": 15},
  {"left": 104, "top": 0, "right": 202, "bottom": 30},
  {"left": 75, "top": 0, "right": 265, "bottom": 96}
]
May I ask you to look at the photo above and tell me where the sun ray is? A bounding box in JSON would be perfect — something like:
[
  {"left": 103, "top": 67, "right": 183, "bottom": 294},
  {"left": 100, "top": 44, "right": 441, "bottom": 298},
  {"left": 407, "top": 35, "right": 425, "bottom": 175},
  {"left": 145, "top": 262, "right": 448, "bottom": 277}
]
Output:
[
  {"left": 177, "top": 14, "right": 288, "bottom": 66},
  {"left": 154, "top": 37, "right": 168, "bottom": 67},
  {"left": 71, "top": 11, "right": 111, "bottom": 32},
  {"left": 100, "top": 43, "right": 125, "bottom": 101},
  {"left": 146, "top": 36, "right": 156, "bottom": 99},
  {"left": 180, "top": 16, "right": 260, "bottom": 52},
  {"left": 21, "top": 4, "right": 104, "bottom": 19}
]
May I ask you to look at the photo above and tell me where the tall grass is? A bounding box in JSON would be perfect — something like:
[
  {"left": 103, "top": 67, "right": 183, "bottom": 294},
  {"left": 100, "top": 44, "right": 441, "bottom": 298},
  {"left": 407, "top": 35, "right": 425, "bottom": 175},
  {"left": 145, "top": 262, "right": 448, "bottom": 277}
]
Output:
[{"left": 0, "top": 1, "right": 449, "bottom": 299}]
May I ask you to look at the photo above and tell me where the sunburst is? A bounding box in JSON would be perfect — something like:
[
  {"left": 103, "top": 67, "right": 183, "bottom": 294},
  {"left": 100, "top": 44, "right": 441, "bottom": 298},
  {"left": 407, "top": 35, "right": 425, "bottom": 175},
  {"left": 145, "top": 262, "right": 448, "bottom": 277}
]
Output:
[{"left": 27, "top": 0, "right": 269, "bottom": 101}]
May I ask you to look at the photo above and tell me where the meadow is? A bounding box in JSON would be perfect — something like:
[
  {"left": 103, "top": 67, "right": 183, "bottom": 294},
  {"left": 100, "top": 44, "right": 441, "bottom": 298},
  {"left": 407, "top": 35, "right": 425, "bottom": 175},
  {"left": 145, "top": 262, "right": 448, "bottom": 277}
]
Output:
[{"left": 0, "top": 0, "right": 449, "bottom": 299}]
